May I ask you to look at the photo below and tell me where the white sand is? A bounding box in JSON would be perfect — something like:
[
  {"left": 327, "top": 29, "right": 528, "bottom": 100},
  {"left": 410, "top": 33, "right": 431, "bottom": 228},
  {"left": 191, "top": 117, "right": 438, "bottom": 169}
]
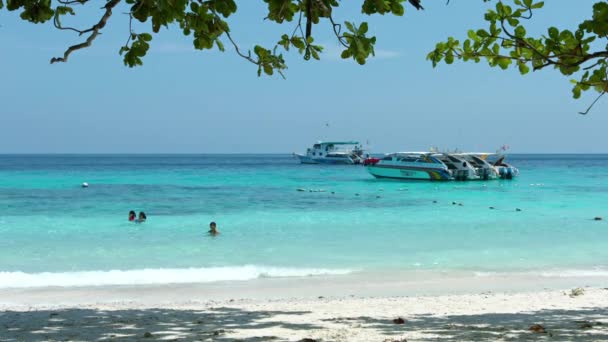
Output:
[{"left": 1, "top": 273, "right": 608, "bottom": 341}]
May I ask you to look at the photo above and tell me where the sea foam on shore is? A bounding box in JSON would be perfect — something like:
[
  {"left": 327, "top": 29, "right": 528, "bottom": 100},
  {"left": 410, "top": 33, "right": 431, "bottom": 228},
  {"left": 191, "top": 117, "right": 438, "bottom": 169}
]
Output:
[{"left": 0, "top": 266, "right": 353, "bottom": 288}]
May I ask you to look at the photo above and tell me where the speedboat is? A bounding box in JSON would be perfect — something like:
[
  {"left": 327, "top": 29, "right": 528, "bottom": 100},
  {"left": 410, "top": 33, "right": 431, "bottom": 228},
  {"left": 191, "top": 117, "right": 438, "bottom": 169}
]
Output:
[
  {"left": 490, "top": 155, "right": 520, "bottom": 179},
  {"left": 364, "top": 152, "right": 518, "bottom": 181},
  {"left": 295, "top": 141, "right": 365, "bottom": 165},
  {"left": 453, "top": 153, "right": 499, "bottom": 180}
]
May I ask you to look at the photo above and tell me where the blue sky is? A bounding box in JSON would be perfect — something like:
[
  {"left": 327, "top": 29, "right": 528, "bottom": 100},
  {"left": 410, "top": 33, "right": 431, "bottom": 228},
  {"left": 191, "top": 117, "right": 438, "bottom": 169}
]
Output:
[{"left": 0, "top": 1, "right": 606, "bottom": 153}]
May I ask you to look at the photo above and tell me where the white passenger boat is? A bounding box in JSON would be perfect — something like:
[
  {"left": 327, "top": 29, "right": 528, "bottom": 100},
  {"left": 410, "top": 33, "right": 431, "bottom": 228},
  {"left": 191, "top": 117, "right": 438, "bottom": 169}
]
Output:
[
  {"left": 364, "top": 152, "right": 518, "bottom": 181},
  {"left": 295, "top": 141, "right": 365, "bottom": 165}
]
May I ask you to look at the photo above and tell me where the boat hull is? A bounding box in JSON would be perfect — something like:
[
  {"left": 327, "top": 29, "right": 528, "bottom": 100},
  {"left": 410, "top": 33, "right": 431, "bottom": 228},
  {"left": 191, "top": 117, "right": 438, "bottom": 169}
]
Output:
[
  {"left": 366, "top": 165, "right": 452, "bottom": 180},
  {"left": 295, "top": 154, "right": 355, "bottom": 165}
]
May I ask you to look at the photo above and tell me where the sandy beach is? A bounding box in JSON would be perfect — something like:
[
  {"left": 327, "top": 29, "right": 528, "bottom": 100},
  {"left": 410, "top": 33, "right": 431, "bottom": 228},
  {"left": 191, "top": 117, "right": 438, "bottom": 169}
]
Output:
[{"left": 2, "top": 272, "right": 608, "bottom": 341}]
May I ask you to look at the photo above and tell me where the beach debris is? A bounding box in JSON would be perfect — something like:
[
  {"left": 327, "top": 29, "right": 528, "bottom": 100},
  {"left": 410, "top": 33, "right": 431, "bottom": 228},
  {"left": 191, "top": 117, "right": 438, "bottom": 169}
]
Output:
[
  {"left": 392, "top": 317, "right": 406, "bottom": 324},
  {"left": 143, "top": 332, "right": 153, "bottom": 338},
  {"left": 594, "top": 217, "right": 603, "bottom": 221},
  {"left": 570, "top": 287, "right": 585, "bottom": 297},
  {"left": 81, "top": 182, "right": 89, "bottom": 188},
  {"left": 528, "top": 324, "right": 547, "bottom": 333}
]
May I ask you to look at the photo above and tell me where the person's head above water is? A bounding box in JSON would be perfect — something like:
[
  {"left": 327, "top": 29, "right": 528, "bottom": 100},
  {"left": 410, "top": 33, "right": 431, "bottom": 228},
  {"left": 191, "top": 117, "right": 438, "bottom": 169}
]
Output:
[
  {"left": 128, "top": 211, "right": 136, "bottom": 221},
  {"left": 138, "top": 212, "right": 147, "bottom": 221},
  {"left": 209, "top": 221, "right": 218, "bottom": 235}
]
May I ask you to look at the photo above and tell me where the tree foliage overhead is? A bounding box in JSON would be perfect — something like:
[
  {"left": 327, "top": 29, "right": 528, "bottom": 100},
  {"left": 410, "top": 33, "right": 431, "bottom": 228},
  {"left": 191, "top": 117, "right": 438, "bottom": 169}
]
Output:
[
  {"left": 1, "top": 1, "right": 607, "bottom": 111},
  {"left": 429, "top": 0, "right": 608, "bottom": 114},
  {"left": 0, "top": 0, "right": 423, "bottom": 77}
]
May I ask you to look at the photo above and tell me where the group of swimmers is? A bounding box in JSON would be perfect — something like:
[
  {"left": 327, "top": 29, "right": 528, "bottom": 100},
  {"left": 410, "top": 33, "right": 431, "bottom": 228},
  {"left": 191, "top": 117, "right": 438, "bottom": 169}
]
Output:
[
  {"left": 127, "top": 211, "right": 220, "bottom": 236},
  {"left": 128, "top": 211, "right": 147, "bottom": 223}
]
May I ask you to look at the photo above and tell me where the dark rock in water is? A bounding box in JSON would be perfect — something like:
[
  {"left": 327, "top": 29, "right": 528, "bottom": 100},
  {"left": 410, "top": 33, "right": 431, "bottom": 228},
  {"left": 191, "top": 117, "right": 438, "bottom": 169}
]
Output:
[
  {"left": 392, "top": 317, "right": 406, "bottom": 324},
  {"left": 143, "top": 332, "right": 153, "bottom": 338},
  {"left": 594, "top": 217, "right": 603, "bottom": 221},
  {"left": 516, "top": 208, "right": 522, "bottom": 212},
  {"left": 528, "top": 324, "right": 546, "bottom": 333}
]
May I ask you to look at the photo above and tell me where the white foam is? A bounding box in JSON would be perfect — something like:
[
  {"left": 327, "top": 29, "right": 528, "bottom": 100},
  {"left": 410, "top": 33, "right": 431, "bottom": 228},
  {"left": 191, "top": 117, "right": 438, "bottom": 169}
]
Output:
[
  {"left": 474, "top": 269, "right": 608, "bottom": 278},
  {"left": 538, "top": 269, "right": 608, "bottom": 278},
  {"left": 0, "top": 266, "right": 353, "bottom": 289}
]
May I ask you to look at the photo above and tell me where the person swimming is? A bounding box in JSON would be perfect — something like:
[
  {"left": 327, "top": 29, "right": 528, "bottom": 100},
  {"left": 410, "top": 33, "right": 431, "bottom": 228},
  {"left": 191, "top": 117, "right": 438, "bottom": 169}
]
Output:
[
  {"left": 128, "top": 210, "right": 136, "bottom": 222},
  {"left": 208, "top": 221, "right": 219, "bottom": 236},
  {"left": 137, "top": 211, "right": 147, "bottom": 223}
]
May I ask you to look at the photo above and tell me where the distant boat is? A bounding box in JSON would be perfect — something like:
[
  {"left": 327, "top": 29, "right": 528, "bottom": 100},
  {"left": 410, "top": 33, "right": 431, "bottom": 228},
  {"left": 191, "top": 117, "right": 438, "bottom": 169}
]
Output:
[
  {"left": 295, "top": 141, "right": 365, "bottom": 165},
  {"left": 364, "top": 152, "right": 518, "bottom": 181}
]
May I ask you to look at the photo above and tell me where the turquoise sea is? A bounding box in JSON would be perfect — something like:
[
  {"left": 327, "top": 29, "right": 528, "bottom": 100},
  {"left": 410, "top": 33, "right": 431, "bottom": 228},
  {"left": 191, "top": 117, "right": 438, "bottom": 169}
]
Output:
[{"left": 1, "top": 154, "right": 608, "bottom": 288}]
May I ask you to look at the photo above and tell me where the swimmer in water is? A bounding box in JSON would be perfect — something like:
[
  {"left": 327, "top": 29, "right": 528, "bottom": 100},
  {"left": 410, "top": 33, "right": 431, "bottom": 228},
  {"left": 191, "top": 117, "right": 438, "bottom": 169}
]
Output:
[
  {"left": 137, "top": 211, "right": 147, "bottom": 223},
  {"left": 208, "top": 221, "right": 219, "bottom": 236},
  {"left": 128, "top": 210, "right": 136, "bottom": 222}
]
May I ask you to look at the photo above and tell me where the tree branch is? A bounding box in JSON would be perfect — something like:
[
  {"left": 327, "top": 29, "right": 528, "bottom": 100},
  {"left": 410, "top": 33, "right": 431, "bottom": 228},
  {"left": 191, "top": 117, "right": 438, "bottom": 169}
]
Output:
[{"left": 50, "top": 0, "right": 121, "bottom": 64}]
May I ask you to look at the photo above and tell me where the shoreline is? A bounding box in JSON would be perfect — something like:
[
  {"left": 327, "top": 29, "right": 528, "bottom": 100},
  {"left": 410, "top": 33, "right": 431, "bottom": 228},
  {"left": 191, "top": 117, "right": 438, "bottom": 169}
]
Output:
[{"left": 2, "top": 269, "right": 608, "bottom": 308}]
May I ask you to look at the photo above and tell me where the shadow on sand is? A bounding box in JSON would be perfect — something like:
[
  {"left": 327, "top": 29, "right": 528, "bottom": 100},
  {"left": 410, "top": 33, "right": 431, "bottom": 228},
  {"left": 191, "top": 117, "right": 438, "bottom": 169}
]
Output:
[{"left": 1, "top": 306, "right": 607, "bottom": 341}]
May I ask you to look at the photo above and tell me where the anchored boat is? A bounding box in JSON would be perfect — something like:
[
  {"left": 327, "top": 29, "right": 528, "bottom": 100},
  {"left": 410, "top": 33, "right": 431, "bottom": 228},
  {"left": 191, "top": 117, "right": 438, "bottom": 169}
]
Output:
[
  {"left": 364, "top": 152, "right": 518, "bottom": 181},
  {"left": 295, "top": 141, "right": 366, "bottom": 165}
]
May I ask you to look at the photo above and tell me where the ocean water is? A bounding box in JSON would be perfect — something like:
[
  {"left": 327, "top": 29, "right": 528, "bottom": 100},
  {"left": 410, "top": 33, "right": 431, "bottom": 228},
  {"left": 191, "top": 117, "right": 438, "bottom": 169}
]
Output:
[{"left": 1, "top": 154, "right": 608, "bottom": 288}]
